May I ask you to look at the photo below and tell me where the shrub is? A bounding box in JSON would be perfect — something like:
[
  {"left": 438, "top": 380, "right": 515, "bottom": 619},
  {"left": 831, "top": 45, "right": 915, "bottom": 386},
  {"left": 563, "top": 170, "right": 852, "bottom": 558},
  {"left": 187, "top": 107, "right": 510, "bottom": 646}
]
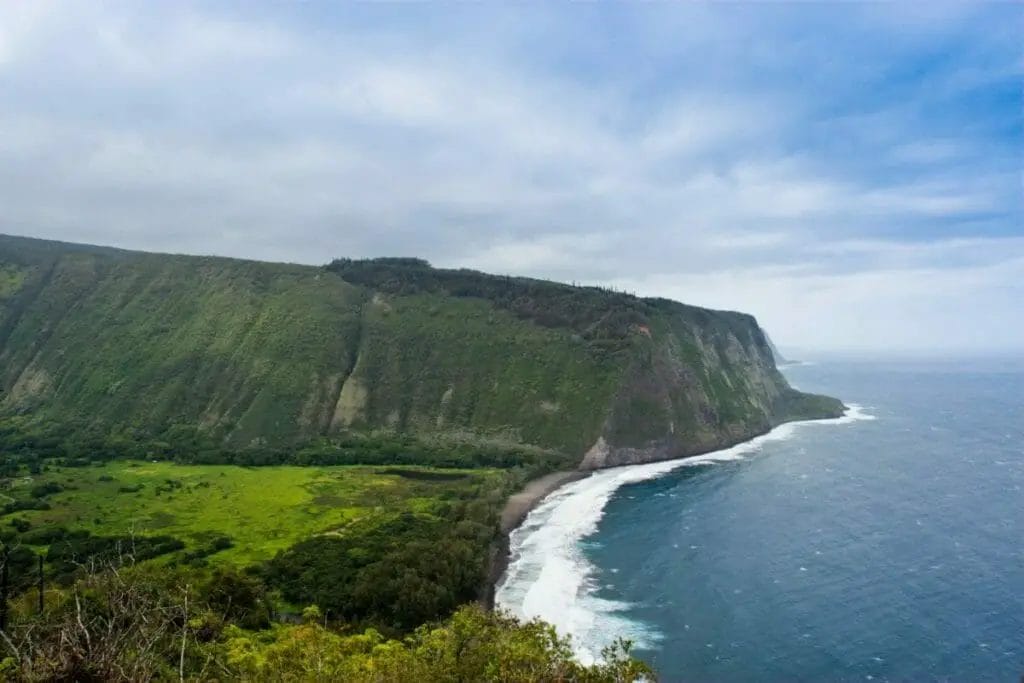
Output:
[
  {"left": 29, "top": 482, "right": 62, "bottom": 499},
  {"left": 20, "top": 526, "right": 67, "bottom": 546},
  {"left": 2, "top": 499, "right": 51, "bottom": 515},
  {"left": 2, "top": 564, "right": 654, "bottom": 682}
]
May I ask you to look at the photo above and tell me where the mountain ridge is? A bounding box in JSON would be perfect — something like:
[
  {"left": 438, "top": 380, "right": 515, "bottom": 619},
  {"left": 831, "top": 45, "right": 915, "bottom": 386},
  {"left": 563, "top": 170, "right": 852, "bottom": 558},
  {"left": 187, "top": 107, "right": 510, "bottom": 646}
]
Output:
[{"left": 0, "top": 233, "right": 844, "bottom": 469}]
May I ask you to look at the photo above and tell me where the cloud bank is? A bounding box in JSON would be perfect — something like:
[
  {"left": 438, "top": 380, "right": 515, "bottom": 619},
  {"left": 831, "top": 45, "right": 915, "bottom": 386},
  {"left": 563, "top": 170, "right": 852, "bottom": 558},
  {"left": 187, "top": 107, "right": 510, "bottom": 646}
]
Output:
[{"left": 1, "top": 2, "right": 1021, "bottom": 353}]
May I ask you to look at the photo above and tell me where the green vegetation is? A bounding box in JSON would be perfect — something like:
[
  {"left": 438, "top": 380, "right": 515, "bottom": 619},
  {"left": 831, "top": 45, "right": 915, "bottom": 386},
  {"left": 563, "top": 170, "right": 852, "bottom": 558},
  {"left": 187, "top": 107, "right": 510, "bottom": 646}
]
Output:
[
  {"left": 328, "top": 257, "right": 653, "bottom": 350},
  {"left": 0, "top": 460, "right": 652, "bottom": 679},
  {"left": 219, "top": 602, "right": 651, "bottom": 682},
  {"left": 0, "top": 265, "right": 25, "bottom": 299},
  {"left": 337, "top": 291, "right": 624, "bottom": 456},
  {"left": 264, "top": 509, "right": 495, "bottom": 631},
  {"left": 0, "top": 417, "right": 569, "bottom": 481},
  {"left": 1, "top": 234, "right": 842, "bottom": 467},
  {"left": 1, "top": 461, "right": 507, "bottom": 567},
  {"left": 0, "top": 456, "right": 519, "bottom": 628},
  {"left": 0, "top": 563, "right": 651, "bottom": 681},
  {"left": 0, "top": 236, "right": 365, "bottom": 448},
  {"left": 775, "top": 387, "right": 848, "bottom": 423},
  {"left": 0, "top": 234, "right": 847, "bottom": 679}
]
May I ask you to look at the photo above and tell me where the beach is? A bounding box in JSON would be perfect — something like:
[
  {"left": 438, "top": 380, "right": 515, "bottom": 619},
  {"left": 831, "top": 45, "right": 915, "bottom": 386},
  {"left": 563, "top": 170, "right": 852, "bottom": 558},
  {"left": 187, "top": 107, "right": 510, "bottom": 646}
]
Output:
[{"left": 483, "top": 469, "right": 590, "bottom": 608}]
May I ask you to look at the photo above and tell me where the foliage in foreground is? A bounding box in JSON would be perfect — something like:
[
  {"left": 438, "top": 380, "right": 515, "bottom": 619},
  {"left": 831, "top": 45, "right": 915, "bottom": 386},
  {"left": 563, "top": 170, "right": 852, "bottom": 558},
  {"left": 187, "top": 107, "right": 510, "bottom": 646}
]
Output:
[
  {"left": 221, "top": 605, "right": 651, "bottom": 683},
  {"left": 0, "top": 564, "right": 653, "bottom": 682}
]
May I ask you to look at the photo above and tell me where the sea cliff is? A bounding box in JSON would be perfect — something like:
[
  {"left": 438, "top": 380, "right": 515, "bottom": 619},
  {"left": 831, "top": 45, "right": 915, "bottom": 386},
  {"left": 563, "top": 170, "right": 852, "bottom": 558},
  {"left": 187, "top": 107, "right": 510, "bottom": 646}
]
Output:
[{"left": 0, "top": 234, "right": 843, "bottom": 469}]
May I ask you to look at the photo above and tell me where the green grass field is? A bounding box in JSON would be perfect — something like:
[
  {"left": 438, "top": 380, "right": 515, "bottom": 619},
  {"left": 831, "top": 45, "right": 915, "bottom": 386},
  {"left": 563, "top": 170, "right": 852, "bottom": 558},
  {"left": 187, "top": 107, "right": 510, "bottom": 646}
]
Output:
[{"left": 4, "top": 461, "right": 506, "bottom": 566}]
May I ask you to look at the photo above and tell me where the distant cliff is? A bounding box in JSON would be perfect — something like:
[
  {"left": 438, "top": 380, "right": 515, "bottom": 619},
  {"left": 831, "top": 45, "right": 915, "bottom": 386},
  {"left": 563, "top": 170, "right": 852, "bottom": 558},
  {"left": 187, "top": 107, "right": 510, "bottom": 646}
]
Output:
[{"left": 0, "top": 234, "right": 843, "bottom": 469}]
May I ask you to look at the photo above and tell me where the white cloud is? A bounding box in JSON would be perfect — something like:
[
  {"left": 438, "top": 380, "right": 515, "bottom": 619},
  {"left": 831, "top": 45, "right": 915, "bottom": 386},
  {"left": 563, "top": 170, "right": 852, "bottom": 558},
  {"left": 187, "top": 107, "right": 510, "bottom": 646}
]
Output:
[
  {"left": 0, "top": 2, "right": 58, "bottom": 67},
  {"left": 607, "top": 255, "right": 1024, "bottom": 353},
  {"left": 0, "top": 3, "right": 1019, "bottom": 352}
]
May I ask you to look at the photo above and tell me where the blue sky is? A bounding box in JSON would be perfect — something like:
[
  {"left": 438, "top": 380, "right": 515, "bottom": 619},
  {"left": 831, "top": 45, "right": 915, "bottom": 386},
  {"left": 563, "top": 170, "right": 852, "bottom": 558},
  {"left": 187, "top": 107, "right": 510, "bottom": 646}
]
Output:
[{"left": 1, "top": 2, "right": 1021, "bottom": 353}]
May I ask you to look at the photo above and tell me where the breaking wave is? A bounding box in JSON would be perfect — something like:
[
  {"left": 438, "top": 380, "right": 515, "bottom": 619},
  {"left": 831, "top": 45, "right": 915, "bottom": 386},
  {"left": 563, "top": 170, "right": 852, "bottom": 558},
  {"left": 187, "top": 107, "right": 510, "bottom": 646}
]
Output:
[{"left": 494, "top": 404, "right": 874, "bottom": 663}]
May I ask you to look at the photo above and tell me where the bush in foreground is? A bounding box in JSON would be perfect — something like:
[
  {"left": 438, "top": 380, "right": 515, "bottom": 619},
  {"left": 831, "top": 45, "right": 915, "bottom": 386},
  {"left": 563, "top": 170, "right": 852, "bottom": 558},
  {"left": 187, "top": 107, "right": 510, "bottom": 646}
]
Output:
[
  {"left": 220, "top": 605, "right": 652, "bottom": 682},
  {"left": 0, "top": 564, "right": 654, "bottom": 682}
]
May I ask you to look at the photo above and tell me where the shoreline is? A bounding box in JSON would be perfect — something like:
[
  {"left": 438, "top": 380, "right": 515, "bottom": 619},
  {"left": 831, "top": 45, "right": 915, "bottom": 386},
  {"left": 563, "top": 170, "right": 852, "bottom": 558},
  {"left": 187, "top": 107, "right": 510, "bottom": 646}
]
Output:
[
  {"left": 483, "top": 469, "right": 591, "bottom": 609},
  {"left": 484, "top": 408, "right": 854, "bottom": 610},
  {"left": 499, "top": 470, "right": 591, "bottom": 534}
]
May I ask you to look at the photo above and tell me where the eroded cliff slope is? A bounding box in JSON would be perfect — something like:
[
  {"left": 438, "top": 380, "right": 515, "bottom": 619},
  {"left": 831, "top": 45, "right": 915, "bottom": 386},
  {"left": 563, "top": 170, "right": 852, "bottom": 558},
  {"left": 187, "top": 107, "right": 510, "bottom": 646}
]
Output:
[{"left": 0, "top": 234, "right": 843, "bottom": 468}]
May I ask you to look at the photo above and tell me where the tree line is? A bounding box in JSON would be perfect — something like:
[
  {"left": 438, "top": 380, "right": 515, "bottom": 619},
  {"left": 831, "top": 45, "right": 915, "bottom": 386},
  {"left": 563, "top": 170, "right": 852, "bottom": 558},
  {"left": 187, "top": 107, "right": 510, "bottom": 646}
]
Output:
[{"left": 0, "top": 416, "right": 573, "bottom": 480}]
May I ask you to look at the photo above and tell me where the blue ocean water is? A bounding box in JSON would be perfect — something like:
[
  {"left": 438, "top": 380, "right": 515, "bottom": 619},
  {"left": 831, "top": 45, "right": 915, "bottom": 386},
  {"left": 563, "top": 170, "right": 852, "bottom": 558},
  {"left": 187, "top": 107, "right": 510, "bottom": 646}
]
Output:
[{"left": 497, "top": 358, "right": 1024, "bottom": 681}]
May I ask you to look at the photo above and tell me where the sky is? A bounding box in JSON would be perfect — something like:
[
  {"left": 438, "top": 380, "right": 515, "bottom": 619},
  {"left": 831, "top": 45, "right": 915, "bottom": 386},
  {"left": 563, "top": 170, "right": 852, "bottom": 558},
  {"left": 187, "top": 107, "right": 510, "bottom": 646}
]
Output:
[{"left": 1, "top": 3, "right": 1021, "bottom": 354}]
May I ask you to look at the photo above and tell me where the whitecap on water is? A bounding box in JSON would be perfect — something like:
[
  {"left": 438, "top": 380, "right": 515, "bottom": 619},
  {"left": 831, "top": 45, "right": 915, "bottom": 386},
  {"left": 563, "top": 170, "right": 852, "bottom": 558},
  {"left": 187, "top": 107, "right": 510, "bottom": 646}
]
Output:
[{"left": 494, "top": 403, "right": 874, "bottom": 663}]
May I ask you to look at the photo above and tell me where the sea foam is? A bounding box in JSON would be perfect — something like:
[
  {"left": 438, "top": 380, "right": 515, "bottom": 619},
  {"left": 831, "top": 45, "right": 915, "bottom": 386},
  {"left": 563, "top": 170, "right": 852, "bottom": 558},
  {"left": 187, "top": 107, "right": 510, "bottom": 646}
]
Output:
[{"left": 494, "top": 404, "right": 874, "bottom": 663}]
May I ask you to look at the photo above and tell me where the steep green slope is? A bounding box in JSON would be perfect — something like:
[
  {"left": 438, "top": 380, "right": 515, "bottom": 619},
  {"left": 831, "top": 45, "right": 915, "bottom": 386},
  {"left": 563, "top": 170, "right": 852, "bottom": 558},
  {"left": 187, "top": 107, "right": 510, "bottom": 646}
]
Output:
[
  {"left": 330, "top": 291, "right": 623, "bottom": 456},
  {"left": 0, "top": 234, "right": 843, "bottom": 468},
  {"left": 0, "top": 235, "right": 364, "bottom": 446},
  {"left": 327, "top": 257, "right": 844, "bottom": 467}
]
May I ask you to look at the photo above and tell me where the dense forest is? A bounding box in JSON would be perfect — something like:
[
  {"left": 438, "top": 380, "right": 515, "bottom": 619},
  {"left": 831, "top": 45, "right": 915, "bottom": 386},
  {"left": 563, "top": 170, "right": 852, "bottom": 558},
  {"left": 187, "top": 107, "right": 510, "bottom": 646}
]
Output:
[{"left": 0, "top": 415, "right": 572, "bottom": 478}]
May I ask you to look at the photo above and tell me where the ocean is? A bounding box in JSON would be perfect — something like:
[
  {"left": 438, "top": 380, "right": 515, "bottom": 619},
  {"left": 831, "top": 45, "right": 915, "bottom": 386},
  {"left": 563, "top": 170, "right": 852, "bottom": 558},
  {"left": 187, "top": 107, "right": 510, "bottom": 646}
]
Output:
[{"left": 495, "top": 357, "right": 1023, "bottom": 681}]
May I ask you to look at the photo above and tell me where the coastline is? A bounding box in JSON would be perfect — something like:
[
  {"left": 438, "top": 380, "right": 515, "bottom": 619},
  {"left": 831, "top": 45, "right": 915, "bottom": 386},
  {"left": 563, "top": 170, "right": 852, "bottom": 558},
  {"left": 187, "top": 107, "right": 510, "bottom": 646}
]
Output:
[
  {"left": 499, "top": 470, "right": 591, "bottom": 534},
  {"left": 488, "top": 404, "right": 870, "bottom": 664},
  {"left": 483, "top": 469, "right": 591, "bottom": 609},
  {"left": 484, "top": 407, "right": 854, "bottom": 611}
]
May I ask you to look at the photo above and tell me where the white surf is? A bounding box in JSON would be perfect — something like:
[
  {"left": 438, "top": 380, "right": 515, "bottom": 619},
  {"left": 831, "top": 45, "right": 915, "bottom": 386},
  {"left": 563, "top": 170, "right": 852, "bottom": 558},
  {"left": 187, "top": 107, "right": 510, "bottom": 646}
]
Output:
[{"left": 494, "top": 404, "right": 875, "bottom": 663}]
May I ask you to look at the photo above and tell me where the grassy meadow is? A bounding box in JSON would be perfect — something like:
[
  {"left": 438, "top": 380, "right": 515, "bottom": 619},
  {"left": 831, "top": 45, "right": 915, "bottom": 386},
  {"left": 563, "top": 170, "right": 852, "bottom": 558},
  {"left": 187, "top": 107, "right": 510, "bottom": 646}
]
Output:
[{"left": 2, "top": 461, "right": 507, "bottom": 566}]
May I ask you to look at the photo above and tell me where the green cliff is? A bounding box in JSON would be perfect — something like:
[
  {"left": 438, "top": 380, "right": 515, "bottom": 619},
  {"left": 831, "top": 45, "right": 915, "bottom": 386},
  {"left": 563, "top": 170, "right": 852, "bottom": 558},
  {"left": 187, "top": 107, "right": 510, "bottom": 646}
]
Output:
[{"left": 0, "top": 234, "right": 843, "bottom": 468}]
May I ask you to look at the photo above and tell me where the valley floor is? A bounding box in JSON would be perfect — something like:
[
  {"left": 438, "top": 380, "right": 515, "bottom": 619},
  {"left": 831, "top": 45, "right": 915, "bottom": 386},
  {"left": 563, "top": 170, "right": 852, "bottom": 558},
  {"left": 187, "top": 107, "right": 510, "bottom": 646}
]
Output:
[{"left": 3, "top": 460, "right": 506, "bottom": 566}]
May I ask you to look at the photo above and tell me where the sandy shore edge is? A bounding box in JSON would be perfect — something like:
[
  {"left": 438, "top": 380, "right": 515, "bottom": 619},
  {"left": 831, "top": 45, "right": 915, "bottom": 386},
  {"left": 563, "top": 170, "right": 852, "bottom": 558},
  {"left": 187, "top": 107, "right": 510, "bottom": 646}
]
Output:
[
  {"left": 481, "top": 404, "right": 851, "bottom": 608},
  {"left": 499, "top": 470, "right": 590, "bottom": 533},
  {"left": 483, "top": 469, "right": 591, "bottom": 609}
]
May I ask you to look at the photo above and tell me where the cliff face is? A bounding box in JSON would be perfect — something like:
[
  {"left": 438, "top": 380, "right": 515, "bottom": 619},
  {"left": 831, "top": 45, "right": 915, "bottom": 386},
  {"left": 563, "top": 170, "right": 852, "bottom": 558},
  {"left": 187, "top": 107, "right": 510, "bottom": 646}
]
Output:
[
  {"left": 0, "top": 235, "right": 843, "bottom": 468},
  {"left": 580, "top": 299, "right": 842, "bottom": 468}
]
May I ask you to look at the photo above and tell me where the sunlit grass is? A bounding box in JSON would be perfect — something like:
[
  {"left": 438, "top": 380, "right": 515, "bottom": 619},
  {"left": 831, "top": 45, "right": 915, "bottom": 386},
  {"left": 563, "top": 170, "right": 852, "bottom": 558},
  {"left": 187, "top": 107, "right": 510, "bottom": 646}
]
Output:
[{"left": 13, "top": 461, "right": 504, "bottom": 566}]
